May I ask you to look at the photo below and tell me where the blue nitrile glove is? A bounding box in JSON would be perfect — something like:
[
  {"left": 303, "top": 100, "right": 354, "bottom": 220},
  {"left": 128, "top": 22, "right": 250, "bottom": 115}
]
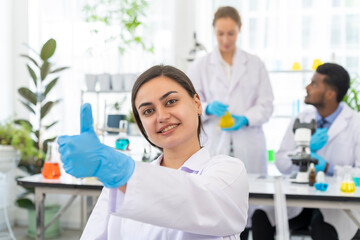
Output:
[
  {"left": 310, "top": 128, "right": 328, "bottom": 152},
  {"left": 57, "top": 103, "right": 135, "bottom": 188},
  {"left": 205, "top": 101, "right": 228, "bottom": 117},
  {"left": 310, "top": 152, "right": 327, "bottom": 172},
  {"left": 222, "top": 115, "right": 249, "bottom": 131}
]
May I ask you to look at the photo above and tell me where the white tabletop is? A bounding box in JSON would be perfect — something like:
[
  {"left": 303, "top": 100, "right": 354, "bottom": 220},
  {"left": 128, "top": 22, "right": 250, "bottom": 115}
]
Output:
[
  {"left": 17, "top": 173, "right": 103, "bottom": 190},
  {"left": 249, "top": 174, "right": 360, "bottom": 202}
]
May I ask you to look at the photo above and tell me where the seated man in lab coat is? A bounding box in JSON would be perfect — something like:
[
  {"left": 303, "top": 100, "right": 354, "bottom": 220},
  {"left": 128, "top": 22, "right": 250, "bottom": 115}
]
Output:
[{"left": 251, "top": 63, "right": 360, "bottom": 240}]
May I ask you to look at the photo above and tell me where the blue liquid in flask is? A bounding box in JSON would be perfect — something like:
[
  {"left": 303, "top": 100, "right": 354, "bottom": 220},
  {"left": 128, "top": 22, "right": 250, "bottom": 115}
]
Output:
[{"left": 115, "top": 138, "right": 129, "bottom": 151}]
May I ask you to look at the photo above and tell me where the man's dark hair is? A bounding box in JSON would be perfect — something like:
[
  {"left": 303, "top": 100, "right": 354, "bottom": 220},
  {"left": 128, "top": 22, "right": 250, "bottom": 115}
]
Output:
[{"left": 316, "top": 63, "right": 350, "bottom": 102}]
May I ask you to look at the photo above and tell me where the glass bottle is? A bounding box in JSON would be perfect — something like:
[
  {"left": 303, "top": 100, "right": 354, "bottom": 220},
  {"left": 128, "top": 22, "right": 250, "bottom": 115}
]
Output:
[
  {"left": 308, "top": 163, "right": 316, "bottom": 186},
  {"left": 42, "top": 142, "right": 61, "bottom": 179},
  {"left": 115, "top": 120, "right": 130, "bottom": 151},
  {"left": 219, "top": 112, "right": 234, "bottom": 128},
  {"left": 340, "top": 166, "right": 355, "bottom": 193}
]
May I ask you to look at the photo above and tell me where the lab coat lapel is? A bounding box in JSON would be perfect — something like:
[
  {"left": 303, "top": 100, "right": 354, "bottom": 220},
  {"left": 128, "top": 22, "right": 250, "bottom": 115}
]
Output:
[
  {"left": 180, "top": 148, "right": 210, "bottom": 173},
  {"left": 211, "top": 48, "right": 230, "bottom": 90},
  {"left": 328, "top": 105, "right": 351, "bottom": 142},
  {"left": 229, "top": 49, "right": 247, "bottom": 93}
]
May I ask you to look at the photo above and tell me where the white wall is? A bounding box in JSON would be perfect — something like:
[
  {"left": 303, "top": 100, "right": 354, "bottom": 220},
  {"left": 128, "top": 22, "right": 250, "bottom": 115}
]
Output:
[
  {"left": 0, "top": 0, "right": 14, "bottom": 122},
  {"left": 0, "top": 0, "right": 30, "bottom": 122}
]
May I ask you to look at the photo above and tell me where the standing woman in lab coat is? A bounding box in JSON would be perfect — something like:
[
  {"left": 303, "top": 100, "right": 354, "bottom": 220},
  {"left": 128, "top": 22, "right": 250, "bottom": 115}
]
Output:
[
  {"left": 188, "top": 6, "right": 274, "bottom": 175},
  {"left": 58, "top": 65, "right": 249, "bottom": 240}
]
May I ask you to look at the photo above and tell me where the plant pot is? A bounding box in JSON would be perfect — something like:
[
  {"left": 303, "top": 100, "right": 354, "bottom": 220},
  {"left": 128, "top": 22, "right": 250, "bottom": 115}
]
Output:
[
  {"left": 98, "top": 73, "right": 111, "bottom": 91},
  {"left": 111, "top": 74, "right": 123, "bottom": 92},
  {"left": 0, "top": 145, "right": 19, "bottom": 229},
  {"left": 122, "top": 73, "right": 137, "bottom": 91},
  {"left": 0, "top": 146, "right": 20, "bottom": 172},
  {"left": 128, "top": 123, "right": 142, "bottom": 136},
  {"left": 27, "top": 205, "right": 61, "bottom": 239},
  {"left": 85, "top": 74, "right": 97, "bottom": 91}
]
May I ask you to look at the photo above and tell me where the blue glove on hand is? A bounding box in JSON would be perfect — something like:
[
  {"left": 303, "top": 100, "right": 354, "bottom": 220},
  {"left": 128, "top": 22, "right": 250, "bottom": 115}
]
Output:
[
  {"left": 310, "top": 128, "right": 328, "bottom": 152},
  {"left": 310, "top": 152, "right": 327, "bottom": 172},
  {"left": 222, "top": 115, "right": 249, "bottom": 131},
  {"left": 205, "top": 101, "right": 228, "bottom": 117},
  {"left": 57, "top": 103, "right": 135, "bottom": 188}
]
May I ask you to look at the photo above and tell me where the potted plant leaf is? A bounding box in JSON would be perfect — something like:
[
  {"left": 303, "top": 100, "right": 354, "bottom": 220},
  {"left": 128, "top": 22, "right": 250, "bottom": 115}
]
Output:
[
  {"left": 15, "top": 38, "right": 69, "bottom": 238},
  {"left": 126, "top": 110, "right": 141, "bottom": 136},
  {"left": 83, "top": 0, "right": 154, "bottom": 55},
  {"left": 82, "top": 0, "right": 153, "bottom": 91},
  {"left": 343, "top": 74, "right": 360, "bottom": 112}
]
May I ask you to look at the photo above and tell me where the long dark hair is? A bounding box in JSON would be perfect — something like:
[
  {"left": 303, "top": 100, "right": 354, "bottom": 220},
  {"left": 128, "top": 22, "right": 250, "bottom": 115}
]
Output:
[{"left": 131, "top": 65, "right": 203, "bottom": 150}]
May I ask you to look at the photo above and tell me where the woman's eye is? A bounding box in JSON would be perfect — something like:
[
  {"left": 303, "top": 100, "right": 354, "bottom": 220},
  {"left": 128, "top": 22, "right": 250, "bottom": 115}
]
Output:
[
  {"left": 166, "top": 99, "right": 177, "bottom": 105},
  {"left": 143, "top": 109, "right": 154, "bottom": 115}
]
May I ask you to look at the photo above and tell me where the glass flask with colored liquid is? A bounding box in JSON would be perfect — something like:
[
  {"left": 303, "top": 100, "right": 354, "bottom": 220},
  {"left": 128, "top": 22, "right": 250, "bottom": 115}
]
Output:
[
  {"left": 115, "top": 120, "right": 130, "bottom": 151},
  {"left": 42, "top": 142, "right": 61, "bottom": 179},
  {"left": 340, "top": 166, "right": 355, "bottom": 193},
  {"left": 219, "top": 112, "right": 234, "bottom": 128}
]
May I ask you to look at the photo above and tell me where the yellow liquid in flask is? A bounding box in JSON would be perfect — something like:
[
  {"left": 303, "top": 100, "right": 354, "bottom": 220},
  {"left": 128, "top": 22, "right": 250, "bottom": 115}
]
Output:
[
  {"left": 340, "top": 182, "right": 355, "bottom": 193},
  {"left": 219, "top": 112, "right": 234, "bottom": 128}
]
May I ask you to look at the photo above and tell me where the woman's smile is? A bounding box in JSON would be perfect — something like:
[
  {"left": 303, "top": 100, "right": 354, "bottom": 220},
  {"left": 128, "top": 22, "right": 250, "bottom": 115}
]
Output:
[{"left": 158, "top": 123, "right": 181, "bottom": 134}]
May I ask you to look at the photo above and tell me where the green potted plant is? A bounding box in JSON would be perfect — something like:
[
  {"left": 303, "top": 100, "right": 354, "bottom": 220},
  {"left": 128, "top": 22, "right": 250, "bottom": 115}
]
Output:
[
  {"left": 0, "top": 119, "right": 44, "bottom": 236},
  {"left": 17, "top": 38, "right": 69, "bottom": 155},
  {"left": 82, "top": 0, "right": 153, "bottom": 92},
  {"left": 15, "top": 38, "right": 68, "bottom": 239},
  {"left": 343, "top": 75, "right": 360, "bottom": 112},
  {"left": 83, "top": 0, "right": 154, "bottom": 55},
  {"left": 0, "top": 119, "right": 40, "bottom": 171}
]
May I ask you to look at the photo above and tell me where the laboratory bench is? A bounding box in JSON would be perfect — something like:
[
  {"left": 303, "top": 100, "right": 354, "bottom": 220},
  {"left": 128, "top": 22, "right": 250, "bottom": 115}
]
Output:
[{"left": 17, "top": 173, "right": 360, "bottom": 240}]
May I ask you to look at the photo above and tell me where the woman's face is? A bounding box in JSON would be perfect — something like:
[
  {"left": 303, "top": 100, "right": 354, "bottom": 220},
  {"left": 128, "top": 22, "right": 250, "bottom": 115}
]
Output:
[
  {"left": 134, "top": 76, "right": 202, "bottom": 150},
  {"left": 214, "top": 17, "right": 240, "bottom": 54}
]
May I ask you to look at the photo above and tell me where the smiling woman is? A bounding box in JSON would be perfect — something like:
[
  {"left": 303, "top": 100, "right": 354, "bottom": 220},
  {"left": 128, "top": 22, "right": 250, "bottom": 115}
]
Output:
[
  {"left": 57, "top": 64, "right": 249, "bottom": 240},
  {"left": 132, "top": 66, "right": 203, "bottom": 154}
]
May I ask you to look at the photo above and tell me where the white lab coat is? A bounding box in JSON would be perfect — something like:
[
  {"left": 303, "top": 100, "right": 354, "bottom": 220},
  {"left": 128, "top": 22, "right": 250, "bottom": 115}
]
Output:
[
  {"left": 81, "top": 147, "right": 249, "bottom": 240},
  {"left": 276, "top": 103, "right": 360, "bottom": 174},
  {"left": 275, "top": 103, "right": 360, "bottom": 238},
  {"left": 187, "top": 48, "right": 274, "bottom": 175}
]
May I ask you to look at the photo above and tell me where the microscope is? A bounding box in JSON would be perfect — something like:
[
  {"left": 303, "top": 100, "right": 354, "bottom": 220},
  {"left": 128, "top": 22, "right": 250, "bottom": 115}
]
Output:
[{"left": 289, "top": 118, "right": 318, "bottom": 183}]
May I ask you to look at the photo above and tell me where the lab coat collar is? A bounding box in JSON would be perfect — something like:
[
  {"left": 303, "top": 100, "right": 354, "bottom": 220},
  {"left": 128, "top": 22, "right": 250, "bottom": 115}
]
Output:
[
  {"left": 210, "top": 47, "right": 247, "bottom": 94},
  {"left": 327, "top": 104, "right": 352, "bottom": 141},
  {"left": 152, "top": 147, "right": 211, "bottom": 173}
]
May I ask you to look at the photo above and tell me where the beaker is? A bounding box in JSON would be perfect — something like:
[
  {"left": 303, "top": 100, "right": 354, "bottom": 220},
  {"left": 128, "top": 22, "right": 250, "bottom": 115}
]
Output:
[
  {"left": 352, "top": 168, "right": 360, "bottom": 187},
  {"left": 42, "top": 142, "right": 61, "bottom": 179},
  {"left": 340, "top": 165, "right": 355, "bottom": 193}
]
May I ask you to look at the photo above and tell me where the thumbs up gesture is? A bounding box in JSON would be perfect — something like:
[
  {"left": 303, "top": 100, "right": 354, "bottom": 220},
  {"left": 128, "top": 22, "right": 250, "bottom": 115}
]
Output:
[{"left": 57, "top": 103, "right": 135, "bottom": 188}]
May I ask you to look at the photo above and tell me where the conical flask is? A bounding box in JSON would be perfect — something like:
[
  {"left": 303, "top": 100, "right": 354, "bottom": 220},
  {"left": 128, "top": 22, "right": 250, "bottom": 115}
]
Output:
[
  {"left": 115, "top": 120, "right": 130, "bottom": 151},
  {"left": 219, "top": 112, "right": 234, "bottom": 128},
  {"left": 42, "top": 142, "right": 61, "bottom": 179}
]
